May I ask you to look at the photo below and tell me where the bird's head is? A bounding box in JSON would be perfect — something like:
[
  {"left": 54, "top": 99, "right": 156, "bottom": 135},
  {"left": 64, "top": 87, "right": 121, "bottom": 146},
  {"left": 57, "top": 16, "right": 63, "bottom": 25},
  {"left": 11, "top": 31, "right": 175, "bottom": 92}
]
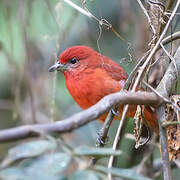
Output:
[{"left": 48, "top": 46, "right": 96, "bottom": 74}]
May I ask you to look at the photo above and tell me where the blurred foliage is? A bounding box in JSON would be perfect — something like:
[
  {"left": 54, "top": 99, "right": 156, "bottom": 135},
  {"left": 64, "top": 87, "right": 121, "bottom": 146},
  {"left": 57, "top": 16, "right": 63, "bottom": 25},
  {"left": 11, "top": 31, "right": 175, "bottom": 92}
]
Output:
[
  {"left": 0, "top": 137, "right": 151, "bottom": 180},
  {"left": 0, "top": 0, "right": 179, "bottom": 179}
]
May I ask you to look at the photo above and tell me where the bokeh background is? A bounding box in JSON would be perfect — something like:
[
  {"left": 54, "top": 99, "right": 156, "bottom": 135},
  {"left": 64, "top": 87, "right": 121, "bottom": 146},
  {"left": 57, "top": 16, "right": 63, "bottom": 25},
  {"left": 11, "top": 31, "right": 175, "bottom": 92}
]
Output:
[{"left": 0, "top": 0, "right": 180, "bottom": 179}]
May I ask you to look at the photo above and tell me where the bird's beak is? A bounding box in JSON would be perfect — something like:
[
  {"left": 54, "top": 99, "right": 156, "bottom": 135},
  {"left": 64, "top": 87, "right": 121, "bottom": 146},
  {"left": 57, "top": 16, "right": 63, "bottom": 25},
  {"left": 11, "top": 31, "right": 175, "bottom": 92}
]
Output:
[{"left": 48, "top": 61, "right": 67, "bottom": 72}]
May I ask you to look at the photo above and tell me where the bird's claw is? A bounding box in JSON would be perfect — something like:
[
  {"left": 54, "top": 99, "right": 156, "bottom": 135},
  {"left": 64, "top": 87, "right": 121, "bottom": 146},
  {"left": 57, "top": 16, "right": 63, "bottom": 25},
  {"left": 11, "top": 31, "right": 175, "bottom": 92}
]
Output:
[
  {"left": 111, "top": 108, "right": 119, "bottom": 116},
  {"left": 96, "top": 137, "right": 106, "bottom": 146},
  {"left": 96, "top": 131, "right": 109, "bottom": 147}
]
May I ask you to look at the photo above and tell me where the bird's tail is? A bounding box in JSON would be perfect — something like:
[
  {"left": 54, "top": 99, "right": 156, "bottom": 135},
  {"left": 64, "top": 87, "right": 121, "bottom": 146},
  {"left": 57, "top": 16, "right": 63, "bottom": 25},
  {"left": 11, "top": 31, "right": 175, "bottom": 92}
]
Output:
[
  {"left": 143, "top": 106, "right": 159, "bottom": 134},
  {"left": 99, "top": 105, "right": 159, "bottom": 134}
]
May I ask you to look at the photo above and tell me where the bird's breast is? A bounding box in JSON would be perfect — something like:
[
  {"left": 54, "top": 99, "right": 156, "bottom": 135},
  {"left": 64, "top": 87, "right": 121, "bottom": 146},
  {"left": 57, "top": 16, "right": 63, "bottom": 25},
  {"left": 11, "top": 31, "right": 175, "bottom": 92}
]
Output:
[{"left": 65, "top": 68, "right": 123, "bottom": 109}]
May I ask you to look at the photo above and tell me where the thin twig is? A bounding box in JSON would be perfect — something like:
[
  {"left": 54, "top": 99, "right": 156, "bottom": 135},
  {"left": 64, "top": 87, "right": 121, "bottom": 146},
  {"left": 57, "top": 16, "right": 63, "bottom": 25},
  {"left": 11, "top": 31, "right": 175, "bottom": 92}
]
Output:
[
  {"left": 162, "top": 121, "right": 180, "bottom": 127},
  {"left": 45, "top": 0, "right": 61, "bottom": 122},
  {"left": 161, "top": 31, "right": 180, "bottom": 47},
  {"left": 136, "top": 0, "right": 156, "bottom": 35},
  {"left": 108, "top": 104, "right": 129, "bottom": 179},
  {"left": 156, "top": 105, "right": 172, "bottom": 180},
  {"left": 64, "top": 0, "right": 128, "bottom": 44},
  {"left": 165, "top": 12, "right": 180, "bottom": 15},
  {"left": 63, "top": 0, "right": 93, "bottom": 18},
  {"left": 123, "top": 30, "right": 180, "bottom": 91},
  {"left": 124, "top": 50, "right": 151, "bottom": 90},
  {"left": 143, "top": 81, "right": 180, "bottom": 112},
  {"left": 49, "top": 53, "right": 58, "bottom": 122},
  {"left": 160, "top": 42, "right": 178, "bottom": 76},
  {"left": 132, "top": 0, "right": 179, "bottom": 90}
]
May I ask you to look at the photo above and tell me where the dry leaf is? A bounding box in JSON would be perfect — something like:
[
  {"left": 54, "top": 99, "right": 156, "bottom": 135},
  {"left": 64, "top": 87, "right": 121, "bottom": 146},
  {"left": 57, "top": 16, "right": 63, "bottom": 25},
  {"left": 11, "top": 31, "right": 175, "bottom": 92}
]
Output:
[
  {"left": 166, "top": 95, "right": 180, "bottom": 160},
  {"left": 133, "top": 105, "right": 149, "bottom": 149}
]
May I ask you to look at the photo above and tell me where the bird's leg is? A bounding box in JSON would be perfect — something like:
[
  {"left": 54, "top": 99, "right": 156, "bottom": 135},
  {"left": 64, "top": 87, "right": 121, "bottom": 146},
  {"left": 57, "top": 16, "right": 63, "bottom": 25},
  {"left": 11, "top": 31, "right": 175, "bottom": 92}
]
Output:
[
  {"left": 93, "top": 107, "right": 118, "bottom": 165},
  {"left": 96, "top": 106, "right": 118, "bottom": 147}
]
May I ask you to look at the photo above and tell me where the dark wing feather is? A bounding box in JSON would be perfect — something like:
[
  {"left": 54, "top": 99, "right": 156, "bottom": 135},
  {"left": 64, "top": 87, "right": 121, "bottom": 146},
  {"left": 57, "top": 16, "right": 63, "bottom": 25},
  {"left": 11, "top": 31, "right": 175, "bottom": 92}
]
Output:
[{"left": 102, "top": 55, "right": 128, "bottom": 82}]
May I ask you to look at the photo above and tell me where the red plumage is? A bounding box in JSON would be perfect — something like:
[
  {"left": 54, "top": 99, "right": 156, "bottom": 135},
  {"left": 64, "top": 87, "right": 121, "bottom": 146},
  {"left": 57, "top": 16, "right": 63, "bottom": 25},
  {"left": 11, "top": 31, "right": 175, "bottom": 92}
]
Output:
[{"left": 51, "top": 46, "right": 159, "bottom": 133}]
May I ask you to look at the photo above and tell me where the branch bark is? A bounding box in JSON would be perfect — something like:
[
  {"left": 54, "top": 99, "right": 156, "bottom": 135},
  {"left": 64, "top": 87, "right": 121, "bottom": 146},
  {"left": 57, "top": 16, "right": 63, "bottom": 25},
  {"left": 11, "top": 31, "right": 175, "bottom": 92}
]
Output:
[{"left": 0, "top": 91, "right": 161, "bottom": 143}]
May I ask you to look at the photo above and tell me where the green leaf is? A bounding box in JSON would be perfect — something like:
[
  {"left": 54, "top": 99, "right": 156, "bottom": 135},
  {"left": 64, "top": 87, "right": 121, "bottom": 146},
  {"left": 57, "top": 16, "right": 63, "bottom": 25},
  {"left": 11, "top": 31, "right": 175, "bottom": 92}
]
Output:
[
  {"left": 0, "top": 167, "right": 64, "bottom": 180},
  {"left": 26, "top": 152, "right": 71, "bottom": 175},
  {"left": 69, "top": 170, "right": 99, "bottom": 180},
  {"left": 94, "top": 165, "right": 152, "bottom": 180},
  {"left": 74, "top": 146, "right": 122, "bottom": 157},
  {"left": 1, "top": 140, "right": 57, "bottom": 168}
]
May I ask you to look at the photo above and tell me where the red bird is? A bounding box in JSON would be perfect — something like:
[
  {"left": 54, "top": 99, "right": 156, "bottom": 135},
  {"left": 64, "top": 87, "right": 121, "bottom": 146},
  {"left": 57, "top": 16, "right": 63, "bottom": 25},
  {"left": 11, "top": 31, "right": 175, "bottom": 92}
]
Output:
[{"left": 49, "top": 46, "right": 158, "bottom": 133}]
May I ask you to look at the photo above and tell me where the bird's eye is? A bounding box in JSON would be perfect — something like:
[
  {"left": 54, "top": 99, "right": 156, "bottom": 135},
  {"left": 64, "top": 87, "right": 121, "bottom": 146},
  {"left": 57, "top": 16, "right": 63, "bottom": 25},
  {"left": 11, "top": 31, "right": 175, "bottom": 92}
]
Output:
[{"left": 70, "top": 58, "right": 78, "bottom": 64}]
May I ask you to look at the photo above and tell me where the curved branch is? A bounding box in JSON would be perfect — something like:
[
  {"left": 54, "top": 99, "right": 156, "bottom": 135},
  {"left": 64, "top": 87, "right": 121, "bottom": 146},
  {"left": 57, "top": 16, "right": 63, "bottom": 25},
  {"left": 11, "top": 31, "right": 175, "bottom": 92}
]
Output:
[{"left": 0, "top": 91, "right": 162, "bottom": 143}]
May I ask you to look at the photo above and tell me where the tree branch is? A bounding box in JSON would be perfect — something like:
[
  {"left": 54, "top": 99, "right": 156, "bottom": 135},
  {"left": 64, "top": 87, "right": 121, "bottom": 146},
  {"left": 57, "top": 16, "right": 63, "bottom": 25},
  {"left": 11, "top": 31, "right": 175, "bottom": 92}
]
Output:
[{"left": 0, "top": 91, "right": 161, "bottom": 143}]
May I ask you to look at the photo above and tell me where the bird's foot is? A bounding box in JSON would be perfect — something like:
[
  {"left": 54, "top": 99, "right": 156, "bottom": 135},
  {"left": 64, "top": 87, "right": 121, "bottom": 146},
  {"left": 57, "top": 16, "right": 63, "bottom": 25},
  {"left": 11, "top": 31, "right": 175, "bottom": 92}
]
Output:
[
  {"left": 111, "top": 108, "right": 119, "bottom": 116},
  {"left": 96, "top": 131, "right": 109, "bottom": 147}
]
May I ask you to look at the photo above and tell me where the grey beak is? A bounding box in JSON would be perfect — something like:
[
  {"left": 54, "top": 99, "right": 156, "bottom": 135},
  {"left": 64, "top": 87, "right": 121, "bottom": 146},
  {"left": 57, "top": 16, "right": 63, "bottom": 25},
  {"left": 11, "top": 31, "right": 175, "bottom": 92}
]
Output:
[{"left": 48, "top": 61, "right": 66, "bottom": 72}]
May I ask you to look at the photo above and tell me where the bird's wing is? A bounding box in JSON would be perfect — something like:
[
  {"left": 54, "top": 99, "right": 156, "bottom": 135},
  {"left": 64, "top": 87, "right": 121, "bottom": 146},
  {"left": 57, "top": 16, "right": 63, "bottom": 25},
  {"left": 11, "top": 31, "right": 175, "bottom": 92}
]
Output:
[{"left": 102, "top": 56, "right": 128, "bottom": 82}]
